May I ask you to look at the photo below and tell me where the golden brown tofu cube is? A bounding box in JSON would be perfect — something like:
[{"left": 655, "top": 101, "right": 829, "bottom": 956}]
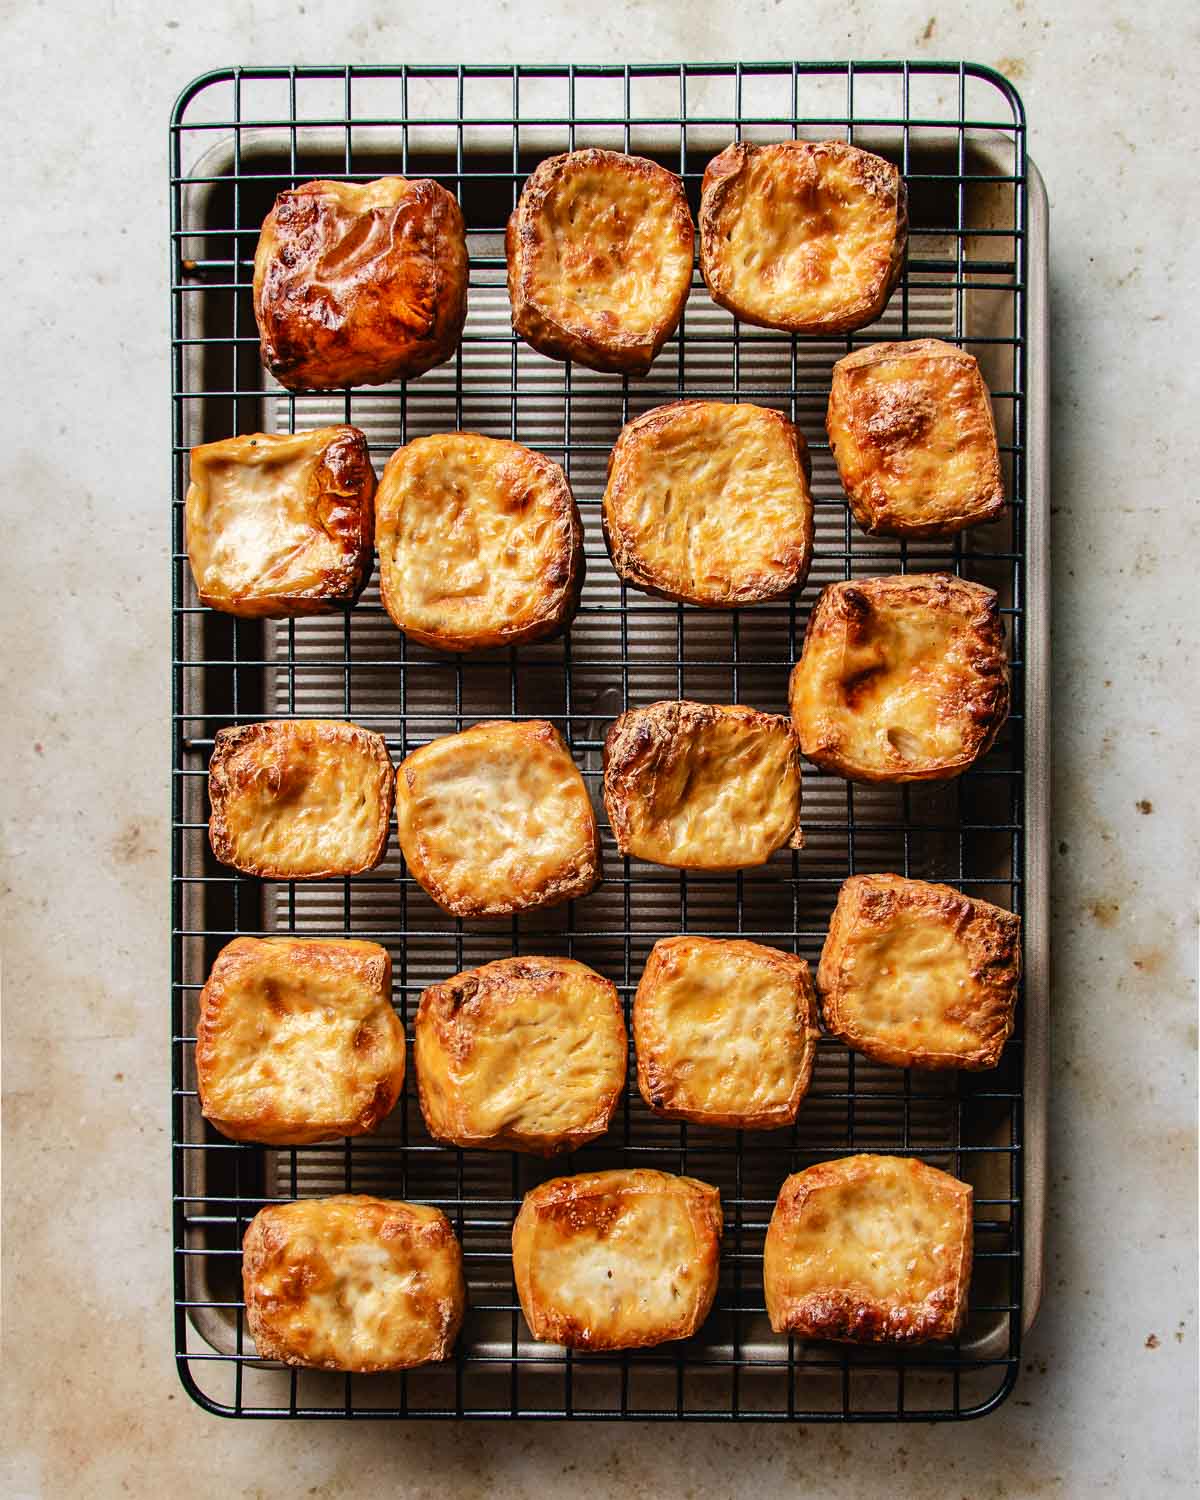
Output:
[
  {"left": 185, "top": 427, "right": 375, "bottom": 618},
  {"left": 395, "top": 719, "right": 600, "bottom": 917},
  {"left": 415, "top": 956, "right": 625, "bottom": 1154},
  {"left": 242, "top": 1196, "right": 466, "bottom": 1371},
  {"left": 375, "top": 432, "right": 583, "bottom": 651},
  {"left": 604, "top": 700, "right": 803, "bottom": 870},
  {"left": 789, "top": 575, "right": 1009, "bottom": 783},
  {"left": 827, "top": 339, "right": 1004, "bottom": 537},
  {"left": 700, "top": 140, "right": 906, "bottom": 334},
  {"left": 513, "top": 1170, "right": 722, "bottom": 1350},
  {"left": 507, "top": 149, "right": 693, "bottom": 375},
  {"left": 819, "top": 874, "right": 1020, "bottom": 1070},
  {"left": 208, "top": 719, "right": 393, "bottom": 879},
  {"left": 253, "top": 176, "right": 468, "bottom": 390},
  {"left": 196, "top": 937, "right": 405, "bottom": 1145},
  {"left": 764, "top": 1156, "right": 973, "bottom": 1344},
  {"left": 602, "top": 401, "right": 813, "bottom": 607},
  {"left": 634, "top": 936, "right": 819, "bottom": 1129}
]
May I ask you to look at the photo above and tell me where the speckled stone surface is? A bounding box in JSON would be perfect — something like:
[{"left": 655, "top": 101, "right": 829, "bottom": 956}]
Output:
[{"left": 1, "top": 1, "right": 1197, "bottom": 1494}]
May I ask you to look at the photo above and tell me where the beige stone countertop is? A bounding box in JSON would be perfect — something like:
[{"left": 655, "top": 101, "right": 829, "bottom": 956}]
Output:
[{"left": 1, "top": 0, "right": 1197, "bottom": 1494}]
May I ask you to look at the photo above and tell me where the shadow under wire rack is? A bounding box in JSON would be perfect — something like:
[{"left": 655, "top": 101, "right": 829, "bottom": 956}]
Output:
[{"left": 170, "top": 59, "right": 1045, "bottom": 1421}]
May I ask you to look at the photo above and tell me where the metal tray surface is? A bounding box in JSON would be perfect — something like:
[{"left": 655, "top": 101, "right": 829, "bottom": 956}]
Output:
[{"left": 171, "top": 61, "right": 1049, "bottom": 1421}]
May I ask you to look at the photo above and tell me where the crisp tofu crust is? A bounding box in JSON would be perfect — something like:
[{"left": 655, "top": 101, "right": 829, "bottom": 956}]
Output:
[
  {"left": 196, "top": 937, "right": 405, "bottom": 1145},
  {"left": 699, "top": 140, "right": 906, "bottom": 335},
  {"left": 242, "top": 1195, "right": 466, "bottom": 1372},
  {"left": 633, "top": 937, "right": 819, "bottom": 1129},
  {"left": 208, "top": 719, "right": 394, "bottom": 879},
  {"left": 828, "top": 340, "right": 1005, "bottom": 537},
  {"left": 185, "top": 427, "right": 376, "bottom": 618},
  {"left": 788, "top": 575, "right": 1010, "bottom": 783},
  {"left": 253, "top": 176, "right": 468, "bottom": 390},
  {"left": 603, "top": 700, "right": 803, "bottom": 870},
  {"left": 512, "top": 1169, "right": 723, "bottom": 1350},
  {"left": 395, "top": 719, "right": 600, "bottom": 917},
  {"left": 764, "top": 1155, "right": 973, "bottom": 1344},
  {"left": 818, "top": 874, "right": 1020, "bottom": 1071},
  {"left": 602, "top": 401, "right": 813, "bottom": 607},
  {"left": 507, "top": 149, "right": 694, "bottom": 375},
  {"left": 414, "top": 956, "right": 625, "bottom": 1154},
  {"left": 375, "top": 432, "right": 583, "bottom": 651}
]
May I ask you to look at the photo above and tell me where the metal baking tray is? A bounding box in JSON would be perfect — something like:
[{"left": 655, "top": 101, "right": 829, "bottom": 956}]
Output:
[{"left": 171, "top": 61, "right": 1049, "bottom": 1421}]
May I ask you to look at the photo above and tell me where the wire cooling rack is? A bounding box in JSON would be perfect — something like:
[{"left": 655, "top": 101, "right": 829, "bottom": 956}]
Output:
[{"left": 170, "top": 60, "right": 1047, "bottom": 1421}]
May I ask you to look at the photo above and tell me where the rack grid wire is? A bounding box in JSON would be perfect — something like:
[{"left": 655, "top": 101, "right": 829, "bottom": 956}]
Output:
[{"left": 171, "top": 59, "right": 1033, "bottom": 1422}]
